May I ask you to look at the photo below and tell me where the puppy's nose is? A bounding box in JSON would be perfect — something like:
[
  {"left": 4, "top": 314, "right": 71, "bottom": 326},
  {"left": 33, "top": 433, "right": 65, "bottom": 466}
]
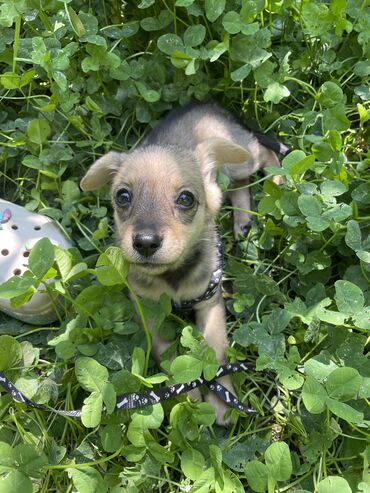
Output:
[{"left": 133, "top": 233, "right": 162, "bottom": 257}]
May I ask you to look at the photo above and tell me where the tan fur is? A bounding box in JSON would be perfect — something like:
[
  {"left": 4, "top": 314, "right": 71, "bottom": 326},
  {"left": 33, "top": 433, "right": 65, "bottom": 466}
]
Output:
[{"left": 80, "top": 103, "right": 284, "bottom": 424}]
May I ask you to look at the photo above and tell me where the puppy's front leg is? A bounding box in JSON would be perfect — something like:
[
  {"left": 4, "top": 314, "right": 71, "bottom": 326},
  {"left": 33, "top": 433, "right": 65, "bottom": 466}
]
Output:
[{"left": 195, "top": 293, "right": 235, "bottom": 425}]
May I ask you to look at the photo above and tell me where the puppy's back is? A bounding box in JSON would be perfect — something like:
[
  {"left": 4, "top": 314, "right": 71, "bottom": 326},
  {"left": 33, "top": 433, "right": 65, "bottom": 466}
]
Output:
[
  {"left": 142, "top": 103, "right": 287, "bottom": 156},
  {"left": 142, "top": 103, "right": 252, "bottom": 150}
]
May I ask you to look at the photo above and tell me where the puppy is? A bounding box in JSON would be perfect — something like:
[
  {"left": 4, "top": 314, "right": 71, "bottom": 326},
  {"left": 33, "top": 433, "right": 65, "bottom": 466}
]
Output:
[{"left": 80, "top": 103, "right": 285, "bottom": 424}]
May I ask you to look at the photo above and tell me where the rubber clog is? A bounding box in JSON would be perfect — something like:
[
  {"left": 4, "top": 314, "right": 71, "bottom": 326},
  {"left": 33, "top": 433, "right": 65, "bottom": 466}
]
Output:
[{"left": 0, "top": 199, "right": 72, "bottom": 324}]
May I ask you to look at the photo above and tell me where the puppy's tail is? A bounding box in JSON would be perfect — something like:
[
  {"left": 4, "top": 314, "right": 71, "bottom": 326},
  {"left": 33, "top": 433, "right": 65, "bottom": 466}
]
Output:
[{"left": 254, "top": 132, "right": 290, "bottom": 157}]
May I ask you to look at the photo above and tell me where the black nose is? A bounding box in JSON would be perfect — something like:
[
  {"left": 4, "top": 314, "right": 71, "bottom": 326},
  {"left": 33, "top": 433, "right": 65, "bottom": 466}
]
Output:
[{"left": 133, "top": 233, "right": 162, "bottom": 257}]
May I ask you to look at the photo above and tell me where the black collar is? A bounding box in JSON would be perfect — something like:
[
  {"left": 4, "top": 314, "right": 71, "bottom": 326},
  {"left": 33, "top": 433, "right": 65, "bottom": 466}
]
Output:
[{"left": 172, "top": 237, "right": 223, "bottom": 311}]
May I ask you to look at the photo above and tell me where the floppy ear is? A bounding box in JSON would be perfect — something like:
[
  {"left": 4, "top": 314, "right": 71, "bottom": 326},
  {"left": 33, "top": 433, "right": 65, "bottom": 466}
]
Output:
[
  {"left": 195, "top": 138, "right": 252, "bottom": 216},
  {"left": 80, "top": 151, "right": 124, "bottom": 191},
  {"left": 196, "top": 138, "right": 251, "bottom": 177}
]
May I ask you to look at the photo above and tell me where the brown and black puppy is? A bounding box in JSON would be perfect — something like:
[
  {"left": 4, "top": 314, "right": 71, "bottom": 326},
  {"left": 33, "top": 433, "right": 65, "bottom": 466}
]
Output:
[{"left": 80, "top": 103, "right": 285, "bottom": 424}]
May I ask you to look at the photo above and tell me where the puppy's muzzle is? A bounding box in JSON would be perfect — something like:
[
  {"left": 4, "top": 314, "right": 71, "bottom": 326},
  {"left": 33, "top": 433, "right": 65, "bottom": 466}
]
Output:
[{"left": 133, "top": 232, "right": 163, "bottom": 258}]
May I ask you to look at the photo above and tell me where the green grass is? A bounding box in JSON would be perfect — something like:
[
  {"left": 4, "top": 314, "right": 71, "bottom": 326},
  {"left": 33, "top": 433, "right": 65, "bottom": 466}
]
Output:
[{"left": 0, "top": 0, "right": 369, "bottom": 492}]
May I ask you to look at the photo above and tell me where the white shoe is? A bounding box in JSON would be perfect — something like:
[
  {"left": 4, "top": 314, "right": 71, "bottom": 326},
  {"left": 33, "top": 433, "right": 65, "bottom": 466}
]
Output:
[{"left": 0, "top": 199, "right": 72, "bottom": 324}]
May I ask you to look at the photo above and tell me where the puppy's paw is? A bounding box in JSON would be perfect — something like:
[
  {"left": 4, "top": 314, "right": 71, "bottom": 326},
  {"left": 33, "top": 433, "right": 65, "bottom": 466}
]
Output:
[
  {"left": 206, "top": 374, "right": 236, "bottom": 426},
  {"left": 233, "top": 214, "right": 251, "bottom": 238}
]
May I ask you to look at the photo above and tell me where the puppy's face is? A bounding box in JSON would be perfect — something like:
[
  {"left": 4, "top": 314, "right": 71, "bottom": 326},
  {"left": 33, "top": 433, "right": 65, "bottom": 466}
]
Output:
[
  {"left": 80, "top": 137, "right": 251, "bottom": 275},
  {"left": 111, "top": 146, "right": 209, "bottom": 275}
]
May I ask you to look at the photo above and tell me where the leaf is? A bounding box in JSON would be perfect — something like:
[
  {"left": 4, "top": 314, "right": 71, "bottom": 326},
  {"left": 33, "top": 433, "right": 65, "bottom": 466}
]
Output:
[
  {"left": 0, "top": 276, "right": 35, "bottom": 299},
  {"left": 81, "top": 392, "right": 103, "bottom": 428},
  {"left": 299, "top": 250, "right": 331, "bottom": 275},
  {"left": 222, "top": 11, "right": 242, "bottom": 34},
  {"left": 96, "top": 247, "right": 128, "bottom": 286},
  {"left": 297, "top": 195, "right": 322, "bottom": 217},
  {"left": 265, "top": 441, "right": 292, "bottom": 481},
  {"left": 127, "top": 406, "right": 164, "bottom": 446},
  {"left": 244, "top": 460, "right": 268, "bottom": 492},
  {"left": 74, "top": 285, "right": 106, "bottom": 316},
  {"left": 181, "top": 448, "right": 205, "bottom": 480},
  {"left": 304, "top": 355, "right": 338, "bottom": 381},
  {"left": 266, "top": 309, "right": 291, "bottom": 335},
  {"left": 70, "top": 466, "right": 108, "bottom": 493},
  {"left": 140, "top": 11, "right": 172, "bottom": 31},
  {"left": 28, "top": 238, "right": 55, "bottom": 279},
  {"left": 323, "top": 105, "right": 350, "bottom": 132},
  {"left": 0, "top": 335, "right": 22, "bottom": 371},
  {"left": 138, "top": 0, "right": 155, "bottom": 7},
  {"left": 320, "top": 179, "right": 347, "bottom": 198},
  {"left": 325, "top": 367, "right": 362, "bottom": 401},
  {"left": 345, "top": 220, "right": 362, "bottom": 251},
  {"left": 0, "top": 442, "right": 47, "bottom": 493},
  {"left": 223, "top": 437, "right": 267, "bottom": 473},
  {"left": 75, "top": 357, "right": 108, "bottom": 393},
  {"left": 282, "top": 150, "right": 306, "bottom": 172},
  {"left": 0, "top": 470, "right": 33, "bottom": 493},
  {"left": 14, "top": 443, "right": 48, "bottom": 477},
  {"left": 202, "top": 346, "right": 219, "bottom": 381},
  {"left": 170, "top": 355, "right": 203, "bottom": 383},
  {"left": 175, "top": 0, "right": 194, "bottom": 5},
  {"left": 334, "top": 280, "right": 364, "bottom": 315},
  {"left": 356, "top": 251, "right": 370, "bottom": 264},
  {"left": 205, "top": 0, "right": 226, "bottom": 22},
  {"left": 131, "top": 347, "right": 146, "bottom": 377},
  {"left": 101, "top": 382, "right": 116, "bottom": 414},
  {"left": 147, "top": 441, "right": 174, "bottom": 463},
  {"left": 279, "top": 368, "right": 304, "bottom": 390},
  {"left": 301, "top": 3, "right": 332, "bottom": 35},
  {"left": 306, "top": 216, "right": 331, "bottom": 232},
  {"left": 184, "top": 25, "right": 206, "bottom": 46},
  {"left": 209, "top": 444, "right": 223, "bottom": 482},
  {"left": 27, "top": 119, "right": 51, "bottom": 145},
  {"left": 0, "top": 72, "right": 23, "bottom": 89},
  {"left": 289, "top": 155, "right": 316, "bottom": 176},
  {"left": 135, "top": 81, "right": 160, "bottom": 102},
  {"left": 317, "top": 476, "right": 352, "bottom": 493},
  {"left": 326, "top": 398, "right": 364, "bottom": 424},
  {"left": 354, "top": 307, "right": 370, "bottom": 330},
  {"left": 317, "top": 81, "right": 344, "bottom": 108},
  {"left": 126, "top": 416, "right": 147, "bottom": 447},
  {"left": 191, "top": 467, "right": 215, "bottom": 492},
  {"left": 67, "top": 6, "right": 86, "bottom": 36},
  {"left": 230, "top": 34, "right": 270, "bottom": 66},
  {"left": 157, "top": 34, "right": 183, "bottom": 55},
  {"left": 263, "top": 82, "right": 290, "bottom": 103},
  {"left": 352, "top": 183, "right": 370, "bottom": 205},
  {"left": 302, "top": 376, "right": 327, "bottom": 414}
]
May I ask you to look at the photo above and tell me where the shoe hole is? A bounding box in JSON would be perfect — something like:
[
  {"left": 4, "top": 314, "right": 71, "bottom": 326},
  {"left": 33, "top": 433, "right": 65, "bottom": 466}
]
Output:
[
  {"left": 11, "top": 224, "right": 18, "bottom": 230},
  {"left": 34, "top": 225, "right": 41, "bottom": 231},
  {"left": 13, "top": 268, "right": 22, "bottom": 276},
  {"left": 1, "top": 249, "right": 9, "bottom": 256},
  {"left": 23, "top": 251, "right": 30, "bottom": 258}
]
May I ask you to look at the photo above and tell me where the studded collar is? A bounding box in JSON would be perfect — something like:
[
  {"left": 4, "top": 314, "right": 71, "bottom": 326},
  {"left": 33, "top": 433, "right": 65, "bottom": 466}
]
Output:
[{"left": 172, "top": 236, "right": 223, "bottom": 311}]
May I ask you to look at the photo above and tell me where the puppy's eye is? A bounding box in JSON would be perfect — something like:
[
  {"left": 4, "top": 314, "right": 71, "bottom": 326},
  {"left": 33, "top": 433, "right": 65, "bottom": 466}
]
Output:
[
  {"left": 115, "top": 188, "right": 132, "bottom": 207},
  {"left": 176, "top": 191, "right": 195, "bottom": 209}
]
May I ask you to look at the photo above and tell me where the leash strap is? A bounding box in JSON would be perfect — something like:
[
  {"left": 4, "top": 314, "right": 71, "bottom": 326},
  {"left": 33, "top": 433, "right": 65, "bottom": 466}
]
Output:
[{"left": 0, "top": 361, "right": 258, "bottom": 418}]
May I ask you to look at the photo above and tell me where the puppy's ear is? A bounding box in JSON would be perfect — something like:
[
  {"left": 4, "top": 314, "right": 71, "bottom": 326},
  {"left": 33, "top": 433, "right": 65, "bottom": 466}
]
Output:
[
  {"left": 80, "top": 151, "right": 124, "bottom": 191},
  {"left": 196, "top": 138, "right": 251, "bottom": 216},
  {"left": 196, "top": 138, "right": 251, "bottom": 177}
]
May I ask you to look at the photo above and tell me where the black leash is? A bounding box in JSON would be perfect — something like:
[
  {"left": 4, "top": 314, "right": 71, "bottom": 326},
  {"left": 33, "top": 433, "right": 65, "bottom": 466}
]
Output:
[{"left": 0, "top": 361, "right": 259, "bottom": 418}]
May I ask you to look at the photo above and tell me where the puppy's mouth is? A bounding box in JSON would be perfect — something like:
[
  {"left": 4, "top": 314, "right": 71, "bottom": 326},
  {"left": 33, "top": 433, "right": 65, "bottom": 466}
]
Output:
[{"left": 131, "top": 258, "right": 175, "bottom": 275}]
